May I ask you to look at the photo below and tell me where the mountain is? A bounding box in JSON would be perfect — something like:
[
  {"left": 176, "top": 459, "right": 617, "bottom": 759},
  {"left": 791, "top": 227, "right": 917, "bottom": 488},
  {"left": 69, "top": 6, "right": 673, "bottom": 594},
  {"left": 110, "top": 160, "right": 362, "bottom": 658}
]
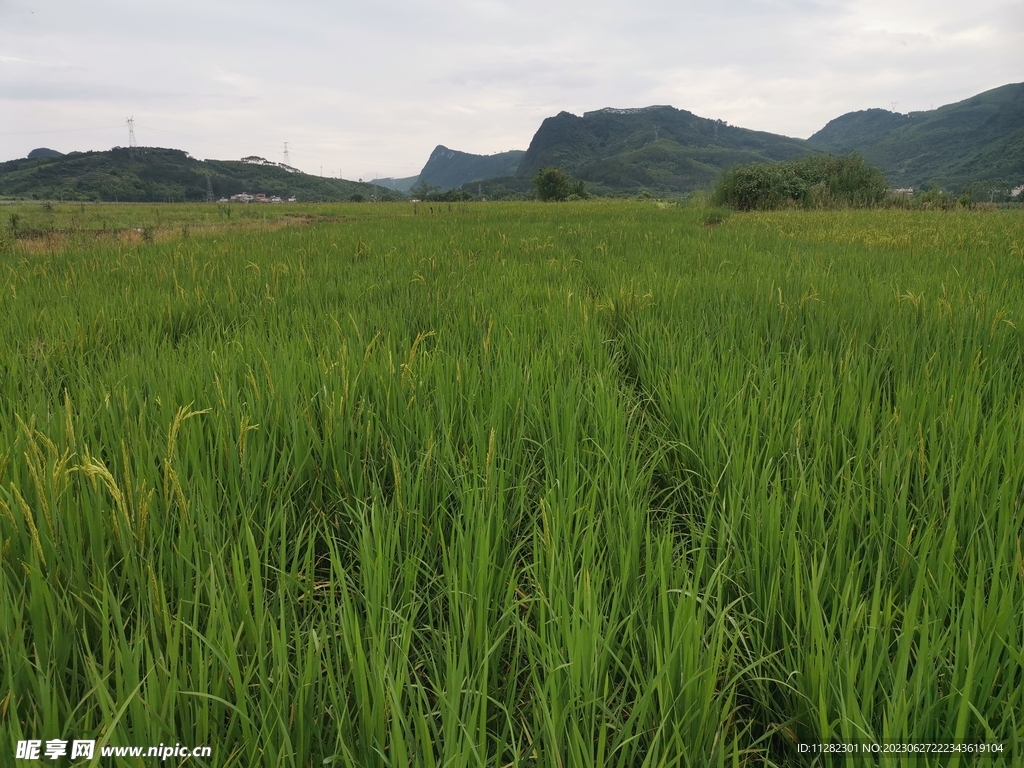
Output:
[
  {"left": 808, "top": 82, "right": 1024, "bottom": 190},
  {"left": 27, "top": 148, "right": 64, "bottom": 159},
  {"left": 11, "top": 83, "right": 1019, "bottom": 202},
  {"left": 0, "top": 147, "right": 404, "bottom": 202},
  {"left": 373, "top": 175, "right": 420, "bottom": 193},
  {"left": 514, "top": 106, "right": 812, "bottom": 196},
  {"left": 418, "top": 146, "right": 525, "bottom": 191}
]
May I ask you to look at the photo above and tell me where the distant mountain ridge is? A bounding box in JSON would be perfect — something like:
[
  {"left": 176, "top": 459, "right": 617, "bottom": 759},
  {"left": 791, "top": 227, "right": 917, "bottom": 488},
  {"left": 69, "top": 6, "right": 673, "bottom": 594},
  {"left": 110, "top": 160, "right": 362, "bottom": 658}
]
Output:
[
  {"left": 507, "top": 84, "right": 1023, "bottom": 196},
  {"left": 514, "top": 105, "right": 811, "bottom": 196},
  {"left": 418, "top": 146, "right": 525, "bottom": 191},
  {"left": 0, "top": 147, "right": 402, "bottom": 202},
  {"left": 808, "top": 82, "right": 1024, "bottom": 189},
  {"left": 7, "top": 82, "right": 1022, "bottom": 201}
]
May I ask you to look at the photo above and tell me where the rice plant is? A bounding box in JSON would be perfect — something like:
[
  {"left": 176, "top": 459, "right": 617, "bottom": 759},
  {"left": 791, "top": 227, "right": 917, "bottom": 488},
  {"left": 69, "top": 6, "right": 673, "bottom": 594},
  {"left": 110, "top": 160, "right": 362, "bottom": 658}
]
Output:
[{"left": 1, "top": 202, "right": 1021, "bottom": 766}]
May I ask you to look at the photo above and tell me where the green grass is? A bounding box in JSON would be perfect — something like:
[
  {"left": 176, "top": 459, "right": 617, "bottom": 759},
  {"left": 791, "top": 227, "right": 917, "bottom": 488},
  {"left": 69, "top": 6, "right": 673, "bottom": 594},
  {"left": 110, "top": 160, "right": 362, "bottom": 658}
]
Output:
[{"left": 1, "top": 201, "right": 1022, "bottom": 766}]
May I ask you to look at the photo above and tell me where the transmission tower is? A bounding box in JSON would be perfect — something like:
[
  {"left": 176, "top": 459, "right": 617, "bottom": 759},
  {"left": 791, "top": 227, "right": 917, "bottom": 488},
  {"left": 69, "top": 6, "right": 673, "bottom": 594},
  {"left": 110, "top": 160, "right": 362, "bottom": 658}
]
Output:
[
  {"left": 126, "top": 117, "right": 137, "bottom": 156},
  {"left": 206, "top": 172, "right": 215, "bottom": 203},
  {"left": 283, "top": 142, "right": 290, "bottom": 166}
]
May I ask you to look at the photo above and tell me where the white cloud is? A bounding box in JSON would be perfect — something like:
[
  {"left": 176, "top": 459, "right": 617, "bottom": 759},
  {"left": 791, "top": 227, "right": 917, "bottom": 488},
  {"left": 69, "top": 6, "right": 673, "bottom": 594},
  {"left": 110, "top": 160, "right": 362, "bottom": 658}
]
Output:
[{"left": 1, "top": 0, "right": 1021, "bottom": 176}]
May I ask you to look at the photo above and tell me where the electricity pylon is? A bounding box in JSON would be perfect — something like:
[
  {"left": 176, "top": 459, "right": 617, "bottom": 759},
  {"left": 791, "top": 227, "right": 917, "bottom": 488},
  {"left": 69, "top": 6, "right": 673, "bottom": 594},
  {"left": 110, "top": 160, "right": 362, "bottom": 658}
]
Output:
[{"left": 126, "top": 117, "right": 137, "bottom": 157}]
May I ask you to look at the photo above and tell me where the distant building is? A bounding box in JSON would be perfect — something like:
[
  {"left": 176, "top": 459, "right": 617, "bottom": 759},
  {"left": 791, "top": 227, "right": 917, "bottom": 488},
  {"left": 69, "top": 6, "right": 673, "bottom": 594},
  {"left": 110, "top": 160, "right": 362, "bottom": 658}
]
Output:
[
  {"left": 892, "top": 188, "right": 914, "bottom": 196},
  {"left": 228, "top": 192, "right": 292, "bottom": 203},
  {"left": 1012, "top": 185, "right": 1024, "bottom": 198}
]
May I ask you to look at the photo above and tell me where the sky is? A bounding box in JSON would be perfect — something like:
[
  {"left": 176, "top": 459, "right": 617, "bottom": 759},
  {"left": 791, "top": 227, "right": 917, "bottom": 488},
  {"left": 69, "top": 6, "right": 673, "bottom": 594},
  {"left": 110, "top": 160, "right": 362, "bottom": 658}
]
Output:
[{"left": 1, "top": 0, "right": 1021, "bottom": 179}]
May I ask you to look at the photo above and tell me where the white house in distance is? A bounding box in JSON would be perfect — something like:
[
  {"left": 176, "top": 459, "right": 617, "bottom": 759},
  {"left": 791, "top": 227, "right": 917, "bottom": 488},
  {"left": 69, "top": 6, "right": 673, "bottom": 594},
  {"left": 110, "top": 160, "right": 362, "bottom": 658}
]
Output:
[
  {"left": 1012, "top": 184, "right": 1024, "bottom": 198},
  {"left": 226, "top": 192, "right": 295, "bottom": 203}
]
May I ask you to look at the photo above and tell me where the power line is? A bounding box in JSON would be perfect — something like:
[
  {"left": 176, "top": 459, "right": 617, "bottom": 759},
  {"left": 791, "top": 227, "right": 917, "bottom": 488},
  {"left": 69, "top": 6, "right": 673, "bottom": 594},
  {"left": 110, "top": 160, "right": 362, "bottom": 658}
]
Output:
[
  {"left": 0, "top": 125, "right": 123, "bottom": 136},
  {"left": 5, "top": 117, "right": 379, "bottom": 177},
  {"left": 133, "top": 123, "right": 354, "bottom": 166},
  {"left": 135, "top": 123, "right": 306, "bottom": 157},
  {"left": 3, "top": 119, "right": 393, "bottom": 175}
]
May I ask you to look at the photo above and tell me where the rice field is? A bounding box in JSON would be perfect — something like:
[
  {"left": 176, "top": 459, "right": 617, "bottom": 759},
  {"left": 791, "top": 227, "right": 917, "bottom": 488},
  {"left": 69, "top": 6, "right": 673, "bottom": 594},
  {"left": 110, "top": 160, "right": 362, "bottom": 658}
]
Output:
[{"left": 1, "top": 201, "right": 1022, "bottom": 766}]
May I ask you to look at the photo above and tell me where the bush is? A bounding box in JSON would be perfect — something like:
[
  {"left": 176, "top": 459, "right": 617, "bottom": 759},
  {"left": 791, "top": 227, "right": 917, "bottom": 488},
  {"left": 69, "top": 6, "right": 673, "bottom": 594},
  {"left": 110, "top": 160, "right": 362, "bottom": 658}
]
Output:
[
  {"left": 427, "top": 189, "right": 474, "bottom": 203},
  {"left": 712, "top": 154, "right": 888, "bottom": 211},
  {"left": 534, "top": 168, "right": 588, "bottom": 202},
  {"left": 916, "top": 188, "right": 958, "bottom": 210}
]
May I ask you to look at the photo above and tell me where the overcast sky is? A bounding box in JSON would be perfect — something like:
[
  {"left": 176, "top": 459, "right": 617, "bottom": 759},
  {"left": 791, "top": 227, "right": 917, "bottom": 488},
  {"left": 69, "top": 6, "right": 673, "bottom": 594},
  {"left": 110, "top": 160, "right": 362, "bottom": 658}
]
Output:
[{"left": 1, "top": 0, "right": 1021, "bottom": 179}]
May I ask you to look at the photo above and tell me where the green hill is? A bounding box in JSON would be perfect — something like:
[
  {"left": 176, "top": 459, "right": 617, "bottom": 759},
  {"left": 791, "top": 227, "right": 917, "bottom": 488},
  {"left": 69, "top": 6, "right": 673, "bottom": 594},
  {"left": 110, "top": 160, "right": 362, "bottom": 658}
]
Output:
[
  {"left": 515, "top": 106, "right": 812, "bottom": 196},
  {"left": 418, "top": 146, "right": 525, "bottom": 191},
  {"left": 0, "top": 147, "right": 405, "bottom": 202},
  {"left": 808, "top": 82, "right": 1024, "bottom": 190},
  {"left": 27, "top": 148, "right": 64, "bottom": 159}
]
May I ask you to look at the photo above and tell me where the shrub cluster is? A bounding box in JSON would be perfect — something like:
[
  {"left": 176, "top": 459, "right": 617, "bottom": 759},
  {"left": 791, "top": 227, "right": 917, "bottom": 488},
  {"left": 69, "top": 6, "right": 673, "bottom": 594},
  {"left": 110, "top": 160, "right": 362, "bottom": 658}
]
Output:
[
  {"left": 712, "top": 153, "right": 888, "bottom": 211},
  {"left": 409, "top": 180, "right": 478, "bottom": 202},
  {"left": 533, "top": 167, "right": 588, "bottom": 201}
]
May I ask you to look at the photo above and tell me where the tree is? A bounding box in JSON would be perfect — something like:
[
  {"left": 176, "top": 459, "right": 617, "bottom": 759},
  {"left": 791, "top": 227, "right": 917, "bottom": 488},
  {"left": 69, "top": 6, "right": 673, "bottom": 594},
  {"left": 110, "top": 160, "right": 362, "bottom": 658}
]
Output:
[
  {"left": 410, "top": 179, "right": 441, "bottom": 200},
  {"left": 533, "top": 167, "right": 571, "bottom": 201}
]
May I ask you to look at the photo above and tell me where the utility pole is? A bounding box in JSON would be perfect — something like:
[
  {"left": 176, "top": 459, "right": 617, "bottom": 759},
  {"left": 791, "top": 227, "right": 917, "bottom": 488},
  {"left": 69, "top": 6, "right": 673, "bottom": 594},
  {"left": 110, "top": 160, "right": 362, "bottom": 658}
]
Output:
[
  {"left": 126, "top": 117, "right": 137, "bottom": 157},
  {"left": 283, "top": 142, "right": 290, "bottom": 166},
  {"left": 206, "top": 172, "right": 214, "bottom": 203}
]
